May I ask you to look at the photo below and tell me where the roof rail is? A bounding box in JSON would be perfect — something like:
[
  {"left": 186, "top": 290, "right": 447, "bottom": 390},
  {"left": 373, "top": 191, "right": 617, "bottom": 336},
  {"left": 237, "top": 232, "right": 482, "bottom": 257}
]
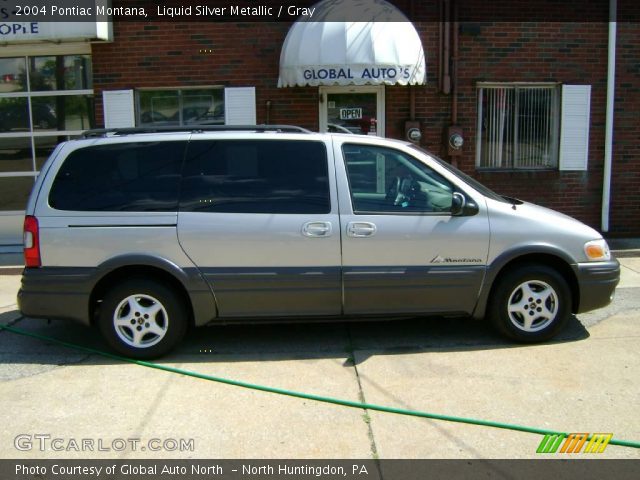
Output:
[{"left": 81, "top": 125, "right": 312, "bottom": 138}]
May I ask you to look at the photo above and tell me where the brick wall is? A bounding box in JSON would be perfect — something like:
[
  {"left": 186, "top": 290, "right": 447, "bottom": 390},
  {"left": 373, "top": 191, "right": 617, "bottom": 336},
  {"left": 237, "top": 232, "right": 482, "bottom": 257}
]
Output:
[
  {"left": 91, "top": 10, "right": 639, "bottom": 235},
  {"left": 92, "top": 21, "right": 320, "bottom": 130},
  {"left": 385, "top": 19, "right": 636, "bottom": 235}
]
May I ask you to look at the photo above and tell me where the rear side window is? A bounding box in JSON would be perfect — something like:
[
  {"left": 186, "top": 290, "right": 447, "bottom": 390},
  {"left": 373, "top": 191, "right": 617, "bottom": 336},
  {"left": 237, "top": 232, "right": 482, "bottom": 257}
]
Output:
[
  {"left": 49, "top": 142, "right": 186, "bottom": 211},
  {"left": 180, "top": 140, "right": 330, "bottom": 214}
]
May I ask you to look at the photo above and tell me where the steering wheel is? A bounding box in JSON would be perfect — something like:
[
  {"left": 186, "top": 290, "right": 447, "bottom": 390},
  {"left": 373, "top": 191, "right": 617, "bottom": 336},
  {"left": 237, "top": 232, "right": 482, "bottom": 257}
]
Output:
[{"left": 387, "top": 176, "right": 417, "bottom": 207}]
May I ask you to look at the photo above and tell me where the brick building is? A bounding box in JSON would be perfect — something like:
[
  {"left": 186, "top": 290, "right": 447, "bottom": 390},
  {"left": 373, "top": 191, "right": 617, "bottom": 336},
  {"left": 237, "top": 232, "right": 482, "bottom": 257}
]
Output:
[{"left": 0, "top": 0, "right": 638, "bottom": 248}]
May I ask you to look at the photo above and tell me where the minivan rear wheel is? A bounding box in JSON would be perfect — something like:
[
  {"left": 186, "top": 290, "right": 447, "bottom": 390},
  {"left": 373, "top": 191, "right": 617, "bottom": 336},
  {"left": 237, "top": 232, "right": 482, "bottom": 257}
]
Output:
[
  {"left": 489, "top": 265, "right": 571, "bottom": 342},
  {"left": 98, "top": 278, "right": 187, "bottom": 359}
]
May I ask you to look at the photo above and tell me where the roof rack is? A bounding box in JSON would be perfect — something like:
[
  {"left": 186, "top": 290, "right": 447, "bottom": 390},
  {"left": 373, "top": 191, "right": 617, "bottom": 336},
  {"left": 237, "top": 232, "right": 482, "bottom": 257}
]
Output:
[{"left": 81, "top": 125, "right": 312, "bottom": 138}]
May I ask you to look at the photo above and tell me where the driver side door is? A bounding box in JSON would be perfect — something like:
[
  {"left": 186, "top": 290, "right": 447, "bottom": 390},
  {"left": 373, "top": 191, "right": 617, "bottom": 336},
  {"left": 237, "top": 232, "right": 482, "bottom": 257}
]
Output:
[{"left": 336, "top": 142, "right": 490, "bottom": 316}]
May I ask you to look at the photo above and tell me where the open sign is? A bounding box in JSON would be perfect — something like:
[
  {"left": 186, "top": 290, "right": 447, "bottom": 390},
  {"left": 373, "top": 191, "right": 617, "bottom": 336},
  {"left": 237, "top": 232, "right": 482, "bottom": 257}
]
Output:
[{"left": 339, "top": 108, "right": 362, "bottom": 120}]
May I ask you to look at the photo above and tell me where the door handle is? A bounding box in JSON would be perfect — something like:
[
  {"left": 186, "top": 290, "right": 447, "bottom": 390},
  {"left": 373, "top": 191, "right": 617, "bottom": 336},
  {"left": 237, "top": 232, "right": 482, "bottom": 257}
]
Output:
[
  {"left": 302, "top": 221, "right": 333, "bottom": 237},
  {"left": 347, "top": 222, "right": 377, "bottom": 237}
]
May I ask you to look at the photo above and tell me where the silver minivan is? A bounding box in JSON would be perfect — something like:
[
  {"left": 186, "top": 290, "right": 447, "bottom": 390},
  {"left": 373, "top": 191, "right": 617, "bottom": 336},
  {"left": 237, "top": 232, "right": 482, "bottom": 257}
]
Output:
[{"left": 18, "top": 127, "right": 620, "bottom": 358}]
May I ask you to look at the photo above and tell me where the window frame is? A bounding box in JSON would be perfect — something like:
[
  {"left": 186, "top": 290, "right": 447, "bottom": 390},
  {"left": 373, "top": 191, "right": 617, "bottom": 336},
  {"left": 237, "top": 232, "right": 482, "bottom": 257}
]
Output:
[
  {"left": 0, "top": 52, "right": 94, "bottom": 217},
  {"left": 48, "top": 141, "right": 188, "bottom": 213},
  {"left": 135, "top": 86, "right": 225, "bottom": 127},
  {"left": 475, "top": 82, "right": 561, "bottom": 171},
  {"left": 179, "top": 139, "right": 332, "bottom": 215},
  {"left": 342, "top": 143, "right": 457, "bottom": 216}
]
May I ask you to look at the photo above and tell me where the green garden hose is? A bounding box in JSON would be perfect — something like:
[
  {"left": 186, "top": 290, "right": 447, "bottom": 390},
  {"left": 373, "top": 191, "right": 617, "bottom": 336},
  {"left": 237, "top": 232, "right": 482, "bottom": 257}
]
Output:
[{"left": 1, "top": 323, "right": 639, "bottom": 450}]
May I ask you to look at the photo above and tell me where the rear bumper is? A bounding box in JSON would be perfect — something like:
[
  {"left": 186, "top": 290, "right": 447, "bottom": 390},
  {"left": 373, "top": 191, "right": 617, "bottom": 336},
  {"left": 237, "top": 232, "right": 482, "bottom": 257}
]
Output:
[
  {"left": 17, "top": 267, "right": 94, "bottom": 325},
  {"left": 573, "top": 259, "right": 620, "bottom": 314}
]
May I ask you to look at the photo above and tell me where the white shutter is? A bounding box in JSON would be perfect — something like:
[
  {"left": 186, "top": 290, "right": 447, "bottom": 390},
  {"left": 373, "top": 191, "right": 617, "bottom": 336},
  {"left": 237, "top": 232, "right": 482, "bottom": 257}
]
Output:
[
  {"left": 224, "top": 87, "right": 256, "bottom": 125},
  {"left": 102, "top": 90, "right": 135, "bottom": 128},
  {"left": 559, "top": 85, "right": 591, "bottom": 171}
]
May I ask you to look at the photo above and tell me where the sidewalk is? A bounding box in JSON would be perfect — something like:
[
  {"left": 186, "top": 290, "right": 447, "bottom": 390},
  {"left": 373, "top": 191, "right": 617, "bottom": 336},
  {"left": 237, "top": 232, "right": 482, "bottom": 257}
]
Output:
[
  {"left": 1, "top": 253, "right": 639, "bottom": 459},
  {"left": 607, "top": 238, "right": 640, "bottom": 258}
]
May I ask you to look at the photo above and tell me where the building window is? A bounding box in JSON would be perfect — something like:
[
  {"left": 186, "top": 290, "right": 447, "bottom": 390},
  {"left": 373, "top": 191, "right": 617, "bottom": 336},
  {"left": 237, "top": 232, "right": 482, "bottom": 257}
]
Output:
[
  {"left": 0, "top": 54, "right": 94, "bottom": 215},
  {"left": 476, "top": 83, "right": 560, "bottom": 170},
  {"left": 136, "top": 88, "right": 224, "bottom": 126}
]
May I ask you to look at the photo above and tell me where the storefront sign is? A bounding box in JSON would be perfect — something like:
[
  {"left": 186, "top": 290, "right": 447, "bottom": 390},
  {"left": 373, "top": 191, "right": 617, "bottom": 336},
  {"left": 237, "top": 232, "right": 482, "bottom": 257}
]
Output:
[
  {"left": 284, "top": 64, "right": 422, "bottom": 86},
  {"left": 339, "top": 108, "right": 362, "bottom": 120},
  {"left": 0, "top": 21, "right": 110, "bottom": 42},
  {"left": 304, "top": 66, "right": 413, "bottom": 82},
  {"left": 0, "top": 1, "right": 111, "bottom": 42}
]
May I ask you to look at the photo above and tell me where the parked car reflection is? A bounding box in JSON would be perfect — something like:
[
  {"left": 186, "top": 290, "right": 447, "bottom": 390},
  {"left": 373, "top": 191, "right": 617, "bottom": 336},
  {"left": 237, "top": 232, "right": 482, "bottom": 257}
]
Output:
[
  {"left": 0, "top": 103, "right": 57, "bottom": 131},
  {"left": 139, "top": 105, "right": 224, "bottom": 126}
]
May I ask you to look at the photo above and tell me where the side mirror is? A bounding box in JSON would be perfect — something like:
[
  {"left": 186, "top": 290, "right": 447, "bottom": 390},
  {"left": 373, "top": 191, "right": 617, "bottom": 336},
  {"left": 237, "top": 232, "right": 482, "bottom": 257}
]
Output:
[
  {"left": 451, "top": 192, "right": 478, "bottom": 216},
  {"left": 451, "top": 192, "right": 465, "bottom": 215}
]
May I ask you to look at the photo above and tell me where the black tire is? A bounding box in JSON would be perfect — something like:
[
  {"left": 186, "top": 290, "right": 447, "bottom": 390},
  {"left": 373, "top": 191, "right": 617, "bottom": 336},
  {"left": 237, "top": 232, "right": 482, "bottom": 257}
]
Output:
[
  {"left": 98, "top": 278, "right": 187, "bottom": 359},
  {"left": 488, "top": 265, "right": 572, "bottom": 342}
]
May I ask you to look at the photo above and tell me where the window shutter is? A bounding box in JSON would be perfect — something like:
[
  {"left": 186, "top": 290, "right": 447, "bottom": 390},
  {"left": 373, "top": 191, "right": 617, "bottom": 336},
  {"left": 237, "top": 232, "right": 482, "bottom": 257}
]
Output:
[
  {"left": 224, "top": 87, "right": 256, "bottom": 125},
  {"left": 102, "top": 90, "right": 135, "bottom": 128},
  {"left": 559, "top": 85, "right": 591, "bottom": 171}
]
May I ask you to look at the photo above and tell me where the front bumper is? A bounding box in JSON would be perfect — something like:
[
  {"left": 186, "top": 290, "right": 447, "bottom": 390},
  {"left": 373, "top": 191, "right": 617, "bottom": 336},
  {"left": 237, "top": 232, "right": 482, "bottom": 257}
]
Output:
[
  {"left": 573, "top": 259, "right": 620, "bottom": 314},
  {"left": 17, "top": 267, "right": 95, "bottom": 325}
]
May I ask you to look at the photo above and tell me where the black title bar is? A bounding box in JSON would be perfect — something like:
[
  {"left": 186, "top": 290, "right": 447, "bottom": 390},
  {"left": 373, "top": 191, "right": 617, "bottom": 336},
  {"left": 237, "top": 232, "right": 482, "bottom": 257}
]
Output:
[
  {"left": 3, "top": 459, "right": 640, "bottom": 480},
  {"left": 0, "top": 0, "right": 638, "bottom": 23}
]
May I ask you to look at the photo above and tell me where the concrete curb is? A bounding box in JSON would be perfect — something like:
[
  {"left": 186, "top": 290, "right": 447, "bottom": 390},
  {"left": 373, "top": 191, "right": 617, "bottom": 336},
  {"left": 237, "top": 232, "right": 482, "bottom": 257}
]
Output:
[
  {"left": 612, "top": 249, "right": 640, "bottom": 258},
  {"left": 0, "top": 267, "right": 22, "bottom": 276}
]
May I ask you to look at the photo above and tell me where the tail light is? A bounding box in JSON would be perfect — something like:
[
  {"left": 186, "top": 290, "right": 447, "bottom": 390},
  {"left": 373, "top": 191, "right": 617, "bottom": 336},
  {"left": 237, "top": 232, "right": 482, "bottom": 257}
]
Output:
[{"left": 23, "top": 215, "right": 41, "bottom": 268}]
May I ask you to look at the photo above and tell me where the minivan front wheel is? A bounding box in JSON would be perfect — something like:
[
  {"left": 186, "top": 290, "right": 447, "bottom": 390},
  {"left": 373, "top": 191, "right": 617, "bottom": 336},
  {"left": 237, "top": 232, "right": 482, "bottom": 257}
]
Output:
[
  {"left": 98, "top": 279, "right": 187, "bottom": 359},
  {"left": 489, "top": 265, "right": 571, "bottom": 342}
]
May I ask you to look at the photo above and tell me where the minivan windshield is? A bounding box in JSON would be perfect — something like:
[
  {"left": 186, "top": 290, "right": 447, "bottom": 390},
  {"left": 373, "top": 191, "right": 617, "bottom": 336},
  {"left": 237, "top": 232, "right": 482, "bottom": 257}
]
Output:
[{"left": 407, "top": 144, "right": 510, "bottom": 203}]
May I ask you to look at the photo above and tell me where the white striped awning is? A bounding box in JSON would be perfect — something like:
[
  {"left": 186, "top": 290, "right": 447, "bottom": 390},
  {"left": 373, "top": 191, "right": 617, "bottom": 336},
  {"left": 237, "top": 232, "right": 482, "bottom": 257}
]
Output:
[{"left": 278, "top": 0, "right": 426, "bottom": 87}]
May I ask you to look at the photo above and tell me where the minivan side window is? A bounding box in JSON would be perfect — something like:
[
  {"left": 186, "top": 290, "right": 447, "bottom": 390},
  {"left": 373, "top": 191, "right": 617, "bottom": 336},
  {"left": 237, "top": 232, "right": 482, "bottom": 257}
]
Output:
[
  {"left": 49, "top": 142, "right": 186, "bottom": 211},
  {"left": 180, "top": 140, "right": 330, "bottom": 214},
  {"left": 343, "top": 144, "right": 454, "bottom": 214}
]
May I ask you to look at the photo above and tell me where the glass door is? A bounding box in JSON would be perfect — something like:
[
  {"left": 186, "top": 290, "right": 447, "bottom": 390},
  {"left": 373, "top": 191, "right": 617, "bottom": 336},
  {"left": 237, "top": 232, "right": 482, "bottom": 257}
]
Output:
[{"left": 319, "top": 86, "right": 385, "bottom": 137}]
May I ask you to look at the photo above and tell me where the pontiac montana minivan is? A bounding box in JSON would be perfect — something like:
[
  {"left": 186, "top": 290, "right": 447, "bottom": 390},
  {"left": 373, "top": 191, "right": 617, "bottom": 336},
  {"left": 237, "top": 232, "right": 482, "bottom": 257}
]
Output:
[{"left": 18, "top": 126, "right": 620, "bottom": 358}]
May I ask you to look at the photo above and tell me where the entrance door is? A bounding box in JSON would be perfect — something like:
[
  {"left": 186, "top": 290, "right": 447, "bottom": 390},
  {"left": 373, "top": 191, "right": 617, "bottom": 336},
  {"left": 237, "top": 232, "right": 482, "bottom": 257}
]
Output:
[{"left": 319, "top": 86, "right": 385, "bottom": 137}]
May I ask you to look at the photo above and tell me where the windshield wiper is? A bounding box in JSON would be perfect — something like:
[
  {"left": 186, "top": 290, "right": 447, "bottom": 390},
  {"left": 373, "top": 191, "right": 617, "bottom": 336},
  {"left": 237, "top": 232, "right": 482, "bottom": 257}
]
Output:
[{"left": 501, "top": 195, "right": 523, "bottom": 209}]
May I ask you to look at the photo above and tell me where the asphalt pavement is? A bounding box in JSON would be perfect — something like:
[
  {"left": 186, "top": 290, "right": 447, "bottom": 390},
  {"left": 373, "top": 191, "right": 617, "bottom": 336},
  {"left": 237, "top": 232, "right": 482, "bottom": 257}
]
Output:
[{"left": 0, "top": 256, "right": 638, "bottom": 460}]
